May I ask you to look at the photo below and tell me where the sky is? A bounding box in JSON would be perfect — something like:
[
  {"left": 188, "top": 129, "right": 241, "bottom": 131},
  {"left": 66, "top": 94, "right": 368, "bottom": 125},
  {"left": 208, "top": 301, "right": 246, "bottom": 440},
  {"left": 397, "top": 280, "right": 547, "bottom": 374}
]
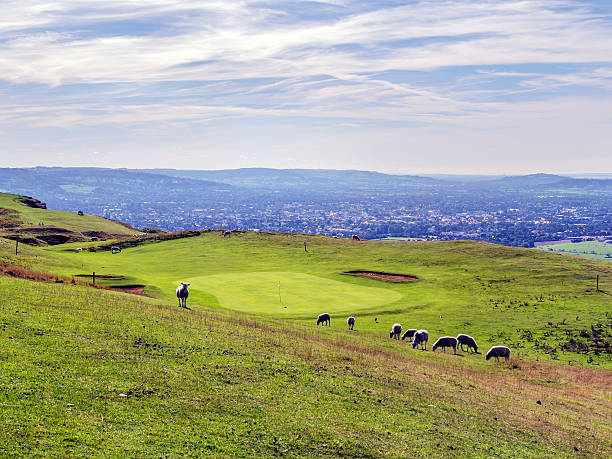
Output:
[{"left": 0, "top": 0, "right": 611, "bottom": 174}]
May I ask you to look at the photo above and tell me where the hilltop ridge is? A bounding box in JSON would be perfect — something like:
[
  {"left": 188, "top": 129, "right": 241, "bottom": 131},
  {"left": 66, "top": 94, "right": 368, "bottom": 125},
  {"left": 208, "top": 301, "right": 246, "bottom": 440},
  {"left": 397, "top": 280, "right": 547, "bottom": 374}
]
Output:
[{"left": 0, "top": 192, "right": 138, "bottom": 245}]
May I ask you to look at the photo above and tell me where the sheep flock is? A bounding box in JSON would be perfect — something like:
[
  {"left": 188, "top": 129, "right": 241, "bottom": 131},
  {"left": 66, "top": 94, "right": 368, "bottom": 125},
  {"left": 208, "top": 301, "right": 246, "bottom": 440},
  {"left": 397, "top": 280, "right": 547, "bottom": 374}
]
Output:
[{"left": 316, "top": 314, "right": 510, "bottom": 363}]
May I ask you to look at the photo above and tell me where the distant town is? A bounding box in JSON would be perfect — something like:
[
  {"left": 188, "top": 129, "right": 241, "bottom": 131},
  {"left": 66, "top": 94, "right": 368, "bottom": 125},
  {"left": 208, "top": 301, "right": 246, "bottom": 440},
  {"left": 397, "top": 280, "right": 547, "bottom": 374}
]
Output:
[
  {"left": 1, "top": 167, "right": 610, "bottom": 248},
  {"left": 98, "top": 193, "right": 610, "bottom": 248}
]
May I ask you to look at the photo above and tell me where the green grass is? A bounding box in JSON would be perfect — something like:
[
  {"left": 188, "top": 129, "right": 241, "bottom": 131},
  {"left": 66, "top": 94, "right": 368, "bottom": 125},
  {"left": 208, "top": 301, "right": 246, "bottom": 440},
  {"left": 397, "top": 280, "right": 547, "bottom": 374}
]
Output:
[
  {"left": 1, "top": 207, "right": 612, "bottom": 456},
  {"left": 196, "top": 271, "right": 401, "bottom": 315},
  {"left": 0, "top": 192, "right": 137, "bottom": 236},
  {"left": 537, "top": 241, "right": 612, "bottom": 261},
  {"left": 0, "top": 275, "right": 610, "bottom": 456},
  {"left": 3, "top": 230, "right": 609, "bottom": 368},
  {"left": 371, "top": 236, "right": 425, "bottom": 241}
]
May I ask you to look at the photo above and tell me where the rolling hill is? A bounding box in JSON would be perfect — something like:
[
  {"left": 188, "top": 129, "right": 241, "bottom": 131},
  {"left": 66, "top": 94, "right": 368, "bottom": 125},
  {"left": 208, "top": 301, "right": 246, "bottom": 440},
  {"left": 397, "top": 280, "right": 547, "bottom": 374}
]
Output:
[
  {"left": 0, "top": 194, "right": 611, "bottom": 456},
  {"left": 0, "top": 192, "right": 138, "bottom": 245}
]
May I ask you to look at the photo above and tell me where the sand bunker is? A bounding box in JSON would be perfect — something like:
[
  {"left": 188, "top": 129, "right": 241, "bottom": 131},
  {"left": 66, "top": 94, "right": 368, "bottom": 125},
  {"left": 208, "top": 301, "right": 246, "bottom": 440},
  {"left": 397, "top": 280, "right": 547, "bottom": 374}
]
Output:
[
  {"left": 108, "top": 285, "right": 146, "bottom": 296},
  {"left": 75, "top": 274, "right": 125, "bottom": 280},
  {"left": 346, "top": 270, "right": 417, "bottom": 282}
]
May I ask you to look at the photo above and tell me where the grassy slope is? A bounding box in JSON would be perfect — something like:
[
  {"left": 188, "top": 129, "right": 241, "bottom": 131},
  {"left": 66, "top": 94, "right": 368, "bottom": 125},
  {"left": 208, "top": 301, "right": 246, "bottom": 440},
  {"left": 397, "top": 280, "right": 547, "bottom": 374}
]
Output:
[
  {"left": 1, "top": 276, "right": 610, "bottom": 457},
  {"left": 537, "top": 241, "right": 612, "bottom": 261},
  {"left": 5, "top": 231, "right": 611, "bottom": 367},
  {"left": 0, "top": 192, "right": 137, "bottom": 235}
]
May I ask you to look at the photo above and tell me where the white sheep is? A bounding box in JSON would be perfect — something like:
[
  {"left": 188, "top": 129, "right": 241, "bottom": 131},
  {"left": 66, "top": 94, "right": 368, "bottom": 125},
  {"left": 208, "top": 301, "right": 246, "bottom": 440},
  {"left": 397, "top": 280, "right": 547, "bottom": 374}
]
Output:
[
  {"left": 456, "top": 334, "right": 479, "bottom": 353},
  {"left": 432, "top": 336, "right": 457, "bottom": 354},
  {"left": 412, "top": 330, "right": 429, "bottom": 350},
  {"left": 401, "top": 329, "right": 417, "bottom": 342},
  {"left": 176, "top": 283, "right": 190, "bottom": 308},
  {"left": 347, "top": 316, "right": 355, "bottom": 330},
  {"left": 389, "top": 323, "right": 402, "bottom": 339},
  {"left": 317, "top": 313, "right": 331, "bottom": 326},
  {"left": 486, "top": 345, "right": 511, "bottom": 362}
]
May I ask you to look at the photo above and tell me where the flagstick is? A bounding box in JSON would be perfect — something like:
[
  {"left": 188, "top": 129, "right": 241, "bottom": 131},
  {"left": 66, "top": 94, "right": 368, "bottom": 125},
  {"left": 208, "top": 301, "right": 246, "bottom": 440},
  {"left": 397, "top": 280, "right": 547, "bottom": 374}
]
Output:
[{"left": 278, "top": 280, "right": 282, "bottom": 306}]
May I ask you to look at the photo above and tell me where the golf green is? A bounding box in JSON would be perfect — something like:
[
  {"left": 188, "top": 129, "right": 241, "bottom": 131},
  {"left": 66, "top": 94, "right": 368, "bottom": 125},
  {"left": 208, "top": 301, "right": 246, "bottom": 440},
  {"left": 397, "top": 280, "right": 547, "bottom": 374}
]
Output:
[{"left": 189, "top": 271, "right": 401, "bottom": 316}]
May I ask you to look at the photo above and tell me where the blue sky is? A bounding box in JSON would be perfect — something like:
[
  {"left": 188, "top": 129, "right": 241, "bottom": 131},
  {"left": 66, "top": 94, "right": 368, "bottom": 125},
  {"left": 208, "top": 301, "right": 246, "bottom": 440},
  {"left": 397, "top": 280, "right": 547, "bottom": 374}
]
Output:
[{"left": 0, "top": 0, "right": 611, "bottom": 174}]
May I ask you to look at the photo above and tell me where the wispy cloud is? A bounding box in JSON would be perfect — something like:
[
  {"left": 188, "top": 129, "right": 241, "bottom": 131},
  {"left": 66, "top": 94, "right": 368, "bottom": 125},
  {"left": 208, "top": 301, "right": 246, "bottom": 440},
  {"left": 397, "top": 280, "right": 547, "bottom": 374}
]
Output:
[{"left": 0, "top": 1, "right": 611, "bottom": 172}]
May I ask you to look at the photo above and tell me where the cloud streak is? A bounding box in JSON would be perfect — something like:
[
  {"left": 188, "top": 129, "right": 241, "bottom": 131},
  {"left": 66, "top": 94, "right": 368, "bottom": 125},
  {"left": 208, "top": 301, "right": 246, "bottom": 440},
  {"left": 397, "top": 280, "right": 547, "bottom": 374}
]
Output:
[{"left": 0, "top": 1, "right": 611, "bottom": 172}]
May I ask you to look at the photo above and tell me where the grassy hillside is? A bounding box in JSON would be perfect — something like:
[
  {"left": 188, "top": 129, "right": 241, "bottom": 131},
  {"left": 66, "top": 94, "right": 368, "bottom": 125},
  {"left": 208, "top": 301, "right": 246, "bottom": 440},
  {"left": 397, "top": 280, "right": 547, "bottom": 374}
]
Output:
[
  {"left": 1, "top": 275, "right": 610, "bottom": 456},
  {"left": 3, "top": 230, "right": 611, "bottom": 367},
  {"left": 0, "top": 192, "right": 137, "bottom": 245}
]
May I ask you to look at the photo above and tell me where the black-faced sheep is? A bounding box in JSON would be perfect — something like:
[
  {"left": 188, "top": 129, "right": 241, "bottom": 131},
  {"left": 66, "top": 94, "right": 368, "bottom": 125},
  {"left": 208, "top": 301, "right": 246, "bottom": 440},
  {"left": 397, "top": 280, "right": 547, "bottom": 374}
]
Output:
[
  {"left": 347, "top": 316, "right": 355, "bottom": 330},
  {"left": 176, "top": 283, "right": 190, "bottom": 308},
  {"left": 486, "top": 345, "right": 511, "bottom": 362},
  {"left": 412, "top": 329, "right": 429, "bottom": 350},
  {"left": 432, "top": 336, "right": 457, "bottom": 354},
  {"left": 317, "top": 313, "right": 331, "bottom": 326},
  {"left": 401, "top": 329, "right": 417, "bottom": 342},
  {"left": 389, "top": 323, "right": 402, "bottom": 339},
  {"left": 456, "top": 334, "right": 478, "bottom": 353}
]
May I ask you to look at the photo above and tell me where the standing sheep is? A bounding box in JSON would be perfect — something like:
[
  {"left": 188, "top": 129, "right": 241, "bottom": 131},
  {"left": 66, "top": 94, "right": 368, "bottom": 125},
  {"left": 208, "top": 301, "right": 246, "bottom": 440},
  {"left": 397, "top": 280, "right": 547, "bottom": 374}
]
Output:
[
  {"left": 176, "top": 283, "right": 190, "bottom": 308},
  {"left": 412, "top": 330, "right": 429, "bottom": 350},
  {"left": 317, "top": 313, "right": 331, "bottom": 326},
  {"left": 347, "top": 316, "right": 355, "bottom": 330},
  {"left": 432, "top": 336, "right": 458, "bottom": 354},
  {"left": 456, "top": 334, "right": 479, "bottom": 353},
  {"left": 401, "top": 329, "right": 417, "bottom": 342},
  {"left": 223, "top": 230, "right": 231, "bottom": 238},
  {"left": 486, "top": 346, "right": 511, "bottom": 362},
  {"left": 389, "top": 323, "right": 402, "bottom": 339}
]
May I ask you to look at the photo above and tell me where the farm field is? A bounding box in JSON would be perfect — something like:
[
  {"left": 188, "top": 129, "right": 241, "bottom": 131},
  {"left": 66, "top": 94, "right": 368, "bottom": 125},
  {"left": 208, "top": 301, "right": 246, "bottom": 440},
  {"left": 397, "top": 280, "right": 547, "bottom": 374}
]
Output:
[
  {"left": 371, "top": 236, "right": 426, "bottom": 241},
  {"left": 536, "top": 241, "right": 612, "bottom": 261}
]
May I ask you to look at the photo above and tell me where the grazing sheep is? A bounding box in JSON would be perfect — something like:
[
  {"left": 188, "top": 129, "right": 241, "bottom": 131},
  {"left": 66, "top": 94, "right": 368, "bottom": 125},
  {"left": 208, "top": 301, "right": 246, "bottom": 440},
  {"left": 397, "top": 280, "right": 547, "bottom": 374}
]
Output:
[
  {"left": 412, "top": 330, "right": 429, "bottom": 350},
  {"left": 486, "top": 346, "right": 511, "bottom": 362},
  {"left": 223, "top": 230, "right": 231, "bottom": 238},
  {"left": 432, "top": 336, "right": 457, "bottom": 354},
  {"left": 389, "top": 323, "right": 402, "bottom": 339},
  {"left": 317, "top": 313, "right": 331, "bottom": 326},
  {"left": 456, "top": 334, "right": 479, "bottom": 353},
  {"left": 401, "top": 329, "right": 417, "bottom": 342},
  {"left": 352, "top": 235, "right": 361, "bottom": 241},
  {"left": 176, "top": 283, "right": 190, "bottom": 308},
  {"left": 111, "top": 246, "right": 121, "bottom": 254},
  {"left": 347, "top": 316, "right": 355, "bottom": 330}
]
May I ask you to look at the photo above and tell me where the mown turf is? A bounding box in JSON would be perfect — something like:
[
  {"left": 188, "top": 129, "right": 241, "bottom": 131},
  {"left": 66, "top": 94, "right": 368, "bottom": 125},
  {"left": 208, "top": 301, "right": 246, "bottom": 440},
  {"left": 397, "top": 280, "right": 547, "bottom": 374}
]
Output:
[
  {"left": 0, "top": 276, "right": 610, "bottom": 457},
  {"left": 194, "top": 271, "right": 401, "bottom": 315},
  {"left": 18, "top": 231, "right": 609, "bottom": 367}
]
